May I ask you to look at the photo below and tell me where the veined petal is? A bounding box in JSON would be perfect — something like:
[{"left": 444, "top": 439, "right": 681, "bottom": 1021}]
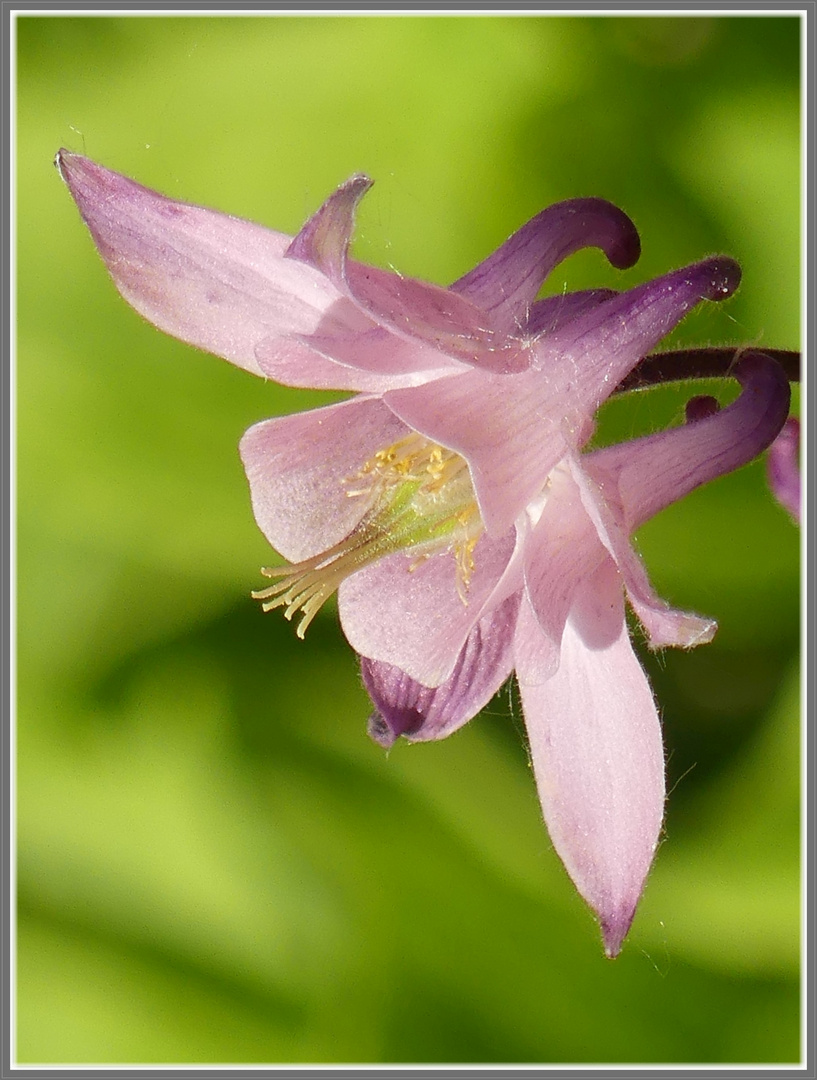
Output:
[
  {"left": 522, "top": 463, "right": 610, "bottom": 665},
  {"left": 767, "top": 416, "right": 801, "bottom": 524},
  {"left": 566, "top": 454, "right": 716, "bottom": 649},
  {"left": 346, "top": 262, "right": 527, "bottom": 373},
  {"left": 515, "top": 565, "right": 665, "bottom": 958},
  {"left": 569, "top": 353, "right": 790, "bottom": 648},
  {"left": 384, "top": 366, "right": 584, "bottom": 536},
  {"left": 535, "top": 256, "right": 743, "bottom": 404},
  {"left": 285, "top": 172, "right": 528, "bottom": 373},
  {"left": 339, "top": 523, "right": 521, "bottom": 688},
  {"left": 385, "top": 260, "right": 742, "bottom": 536},
  {"left": 589, "top": 351, "right": 792, "bottom": 530},
  {"left": 255, "top": 334, "right": 456, "bottom": 393},
  {"left": 57, "top": 151, "right": 366, "bottom": 377},
  {"left": 451, "top": 198, "right": 639, "bottom": 338},
  {"left": 363, "top": 593, "right": 520, "bottom": 747},
  {"left": 239, "top": 397, "right": 409, "bottom": 562},
  {"left": 274, "top": 321, "right": 467, "bottom": 384},
  {"left": 285, "top": 173, "right": 373, "bottom": 279},
  {"left": 524, "top": 289, "right": 618, "bottom": 336}
]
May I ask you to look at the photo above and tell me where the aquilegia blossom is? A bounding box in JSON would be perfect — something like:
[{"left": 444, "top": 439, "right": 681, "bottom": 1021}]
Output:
[{"left": 58, "top": 151, "right": 795, "bottom": 956}]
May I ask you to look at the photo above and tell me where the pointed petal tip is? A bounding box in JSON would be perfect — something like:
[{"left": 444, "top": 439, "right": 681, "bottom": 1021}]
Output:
[
  {"left": 54, "top": 147, "right": 85, "bottom": 188},
  {"left": 346, "top": 171, "right": 374, "bottom": 190},
  {"left": 54, "top": 147, "right": 69, "bottom": 179},
  {"left": 601, "top": 905, "right": 637, "bottom": 959},
  {"left": 54, "top": 148, "right": 104, "bottom": 190},
  {"left": 285, "top": 173, "right": 372, "bottom": 274}
]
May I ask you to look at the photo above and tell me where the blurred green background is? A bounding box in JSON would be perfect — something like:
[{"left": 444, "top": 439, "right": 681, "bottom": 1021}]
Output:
[{"left": 16, "top": 14, "right": 800, "bottom": 1066}]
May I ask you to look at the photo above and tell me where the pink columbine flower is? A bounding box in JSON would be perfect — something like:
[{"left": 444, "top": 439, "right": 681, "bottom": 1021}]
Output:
[{"left": 58, "top": 151, "right": 791, "bottom": 956}]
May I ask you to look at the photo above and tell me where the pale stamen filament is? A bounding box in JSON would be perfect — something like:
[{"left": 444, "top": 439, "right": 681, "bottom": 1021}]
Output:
[
  {"left": 252, "top": 520, "right": 399, "bottom": 638},
  {"left": 253, "top": 434, "right": 484, "bottom": 637}
]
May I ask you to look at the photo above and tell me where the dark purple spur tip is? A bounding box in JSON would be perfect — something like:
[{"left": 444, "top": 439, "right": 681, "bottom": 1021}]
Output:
[
  {"left": 698, "top": 256, "right": 742, "bottom": 301},
  {"left": 685, "top": 395, "right": 720, "bottom": 423},
  {"left": 560, "top": 197, "right": 641, "bottom": 270},
  {"left": 367, "top": 711, "right": 399, "bottom": 749},
  {"left": 597, "top": 203, "right": 641, "bottom": 271},
  {"left": 366, "top": 707, "right": 424, "bottom": 748}
]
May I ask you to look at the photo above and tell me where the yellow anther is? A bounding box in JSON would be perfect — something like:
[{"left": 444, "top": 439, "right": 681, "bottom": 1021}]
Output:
[{"left": 256, "top": 433, "right": 484, "bottom": 635}]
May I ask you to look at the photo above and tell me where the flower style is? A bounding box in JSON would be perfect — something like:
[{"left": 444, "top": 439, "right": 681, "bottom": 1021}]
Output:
[{"left": 58, "top": 151, "right": 792, "bottom": 956}]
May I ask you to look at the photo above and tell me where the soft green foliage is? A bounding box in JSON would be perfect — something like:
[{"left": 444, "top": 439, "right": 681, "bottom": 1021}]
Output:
[{"left": 17, "top": 14, "right": 800, "bottom": 1065}]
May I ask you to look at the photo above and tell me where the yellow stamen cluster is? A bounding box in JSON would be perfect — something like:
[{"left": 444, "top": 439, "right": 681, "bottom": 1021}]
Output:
[{"left": 252, "top": 434, "right": 483, "bottom": 637}]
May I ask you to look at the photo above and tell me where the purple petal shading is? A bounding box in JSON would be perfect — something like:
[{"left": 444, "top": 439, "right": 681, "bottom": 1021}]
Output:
[
  {"left": 286, "top": 173, "right": 373, "bottom": 279},
  {"left": 284, "top": 169, "right": 528, "bottom": 373},
  {"left": 339, "top": 525, "right": 521, "bottom": 688},
  {"left": 383, "top": 258, "right": 741, "bottom": 536},
  {"left": 589, "top": 351, "right": 792, "bottom": 530},
  {"left": 57, "top": 150, "right": 370, "bottom": 377},
  {"left": 536, "top": 256, "right": 742, "bottom": 390},
  {"left": 524, "top": 289, "right": 618, "bottom": 336},
  {"left": 567, "top": 353, "right": 790, "bottom": 648},
  {"left": 362, "top": 593, "right": 520, "bottom": 747},
  {"left": 239, "top": 397, "right": 409, "bottom": 562},
  {"left": 450, "top": 199, "right": 639, "bottom": 338},
  {"left": 344, "top": 262, "right": 526, "bottom": 373},
  {"left": 515, "top": 566, "right": 665, "bottom": 959},
  {"left": 767, "top": 417, "right": 801, "bottom": 523}
]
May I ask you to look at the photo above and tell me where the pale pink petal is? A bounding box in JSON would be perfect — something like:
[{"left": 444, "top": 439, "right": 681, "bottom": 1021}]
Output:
[
  {"left": 522, "top": 463, "right": 609, "bottom": 664},
  {"left": 362, "top": 593, "right": 520, "bottom": 746},
  {"left": 566, "top": 454, "right": 717, "bottom": 649},
  {"left": 239, "top": 397, "right": 408, "bottom": 562},
  {"left": 57, "top": 150, "right": 371, "bottom": 377},
  {"left": 263, "top": 319, "right": 466, "bottom": 385},
  {"left": 515, "top": 565, "right": 665, "bottom": 958},
  {"left": 339, "top": 524, "right": 521, "bottom": 688},
  {"left": 767, "top": 417, "right": 801, "bottom": 524},
  {"left": 384, "top": 366, "right": 587, "bottom": 536},
  {"left": 254, "top": 334, "right": 455, "bottom": 393},
  {"left": 346, "top": 262, "right": 526, "bottom": 373},
  {"left": 285, "top": 170, "right": 527, "bottom": 373},
  {"left": 451, "top": 199, "right": 639, "bottom": 337}
]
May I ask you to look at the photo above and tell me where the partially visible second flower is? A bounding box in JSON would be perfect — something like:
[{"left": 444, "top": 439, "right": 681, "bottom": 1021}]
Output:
[
  {"left": 58, "top": 151, "right": 793, "bottom": 956},
  {"left": 767, "top": 417, "right": 801, "bottom": 523}
]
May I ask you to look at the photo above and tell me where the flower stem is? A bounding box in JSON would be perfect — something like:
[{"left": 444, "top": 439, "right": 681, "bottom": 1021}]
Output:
[{"left": 614, "top": 348, "right": 800, "bottom": 394}]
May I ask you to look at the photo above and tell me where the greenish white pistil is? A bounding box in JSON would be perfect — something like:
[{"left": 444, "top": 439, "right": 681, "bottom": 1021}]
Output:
[{"left": 252, "top": 434, "right": 484, "bottom": 637}]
